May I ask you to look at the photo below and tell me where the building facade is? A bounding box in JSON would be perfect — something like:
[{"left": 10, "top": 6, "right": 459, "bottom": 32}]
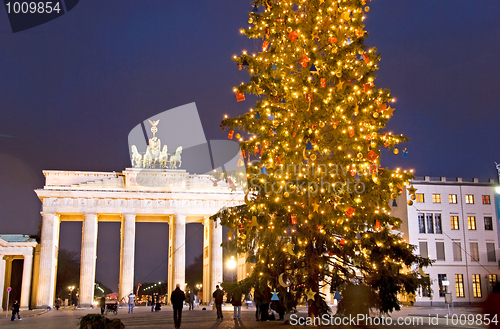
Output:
[{"left": 393, "top": 177, "right": 500, "bottom": 306}]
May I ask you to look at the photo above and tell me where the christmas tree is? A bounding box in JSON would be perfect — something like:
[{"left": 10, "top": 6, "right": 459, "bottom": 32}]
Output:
[{"left": 212, "top": 0, "right": 431, "bottom": 316}]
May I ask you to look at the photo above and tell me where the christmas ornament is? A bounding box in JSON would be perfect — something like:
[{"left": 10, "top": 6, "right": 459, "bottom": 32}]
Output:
[
  {"left": 236, "top": 92, "right": 245, "bottom": 102},
  {"left": 228, "top": 130, "right": 234, "bottom": 139},
  {"left": 340, "top": 238, "right": 346, "bottom": 245},
  {"left": 349, "top": 127, "right": 355, "bottom": 137},
  {"left": 364, "top": 6, "right": 370, "bottom": 12},
  {"left": 328, "top": 37, "right": 337, "bottom": 43},
  {"left": 305, "top": 289, "right": 316, "bottom": 301},
  {"left": 300, "top": 56, "right": 310, "bottom": 67},
  {"left": 241, "top": 150, "right": 246, "bottom": 158},
  {"left": 310, "top": 64, "right": 318, "bottom": 73},
  {"left": 393, "top": 148, "right": 399, "bottom": 155},
  {"left": 286, "top": 242, "right": 296, "bottom": 256},
  {"left": 251, "top": 216, "right": 258, "bottom": 228},
  {"left": 238, "top": 222, "right": 245, "bottom": 233},
  {"left": 290, "top": 214, "right": 297, "bottom": 225},
  {"left": 252, "top": 4, "right": 258, "bottom": 13},
  {"left": 254, "top": 111, "right": 261, "bottom": 119},
  {"left": 321, "top": 78, "right": 326, "bottom": 88},
  {"left": 366, "top": 150, "right": 379, "bottom": 162},
  {"left": 271, "top": 290, "right": 279, "bottom": 301},
  {"left": 363, "top": 54, "right": 369, "bottom": 63},
  {"left": 276, "top": 156, "right": 282, "bottom": 165},
  {"left": 279, "top": 273, "right": 291, "bottom": 287},
  {"left": 305, "top": 91, "right": 313, "bottom": 102},
  {"left": 254, "top": 144, "right": 259, "bottom": 154},
  {"left": 372, "top": 112, "right": 379, "bottom": 118},
  {"left": 235, "top": 133, "right": 241, "bottom": 139},
  {"left": 261, "top": 166, "right": 268, "bottom": 174},
  {"left": 237, "top": 159, "right": 245, "bottom": 167},
  {"left": 289, "top": 30, "right": 298, "bottom": 42},
  {"left": 346, "top": 207, "right": 355, "bottom": 217},
  {"left": 227, "top": 230, "right": 233, "bottom": 239},
  {"left": 262, "top": 41, "right": 269, "bottom": 52},
  {"left": 305, "top": 141, "right": 313, "bottom": 150}
]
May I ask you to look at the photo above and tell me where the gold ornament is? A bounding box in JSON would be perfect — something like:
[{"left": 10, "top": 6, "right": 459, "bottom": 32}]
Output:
[
  {"left": 370, "top": 141, "right": 377, "bottom": 148},
  {"left": 284, "top": 192, "right": 290, "bottom": 198},
  {"left": 335, "top": 70, "right": 342, "bottom": 78},
  {"left": 308, "top": 213, "right": 314, "bottom": 219},
  {"left": 372, "top": 174, "right": 379, "bottom": 184},
  {"left": 319, "top": 121, "right": 325, "bottom": 128},
  {"left": 310, "top": 154, "right": 317, "bottom": 161},
  {"left": 248, "top": 18, "right": 253, "bottom": 24},
  {"left": 372, "top": 112, "right": 379, "bottom": 119},
  {"left": 357, "top": 152, "right": 363, "bottom": 159},
  {"left": 410, "top": 194, "right": 416, "bottom": 201},
  {"left": 407, "top": 200, "right": 413, "bottom": 206},
  {"left": 235, "top": 133, "right": 241, "bottom": 139},
  {"left": 393, "top": 148, "right": 399, "bottom": 155},
  {"left": 364, "top": 6, "right": 370, "bottom": 12}
]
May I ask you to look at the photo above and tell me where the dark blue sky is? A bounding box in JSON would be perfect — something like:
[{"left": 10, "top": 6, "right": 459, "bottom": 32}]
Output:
[{"left": 1, "top": 1, "right": 499, "bottom": 290}]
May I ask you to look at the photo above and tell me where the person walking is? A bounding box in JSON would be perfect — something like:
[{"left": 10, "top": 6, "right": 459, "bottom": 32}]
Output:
[
  {"left": 10, "top": 300, "right": 21, "bottom": 321},
  {"left": 213, "top": 285, "right": 224, "bottom": 320},
  {"left": 99, "top": 296, "right": 106, "bottom": 315},
  {"left": 170, "top": 284, "right": 185, "bottom": 329},
  {"left": 55, "top": 298, "right": 61, "bottom": 310},
  {"left": 128, "top": 293, "right": 135, "bottom": 313},
  {"left": 188, "top": 291, "right": 195, "bottom": 310},
  {"left": 151, "top": 294, "right": 156, "bottom": 312},
  {"left": 259, "top": 285, "right": 271, "bottom": 322},
  {"left": 231, "top": 288, "right": 242, "bottom": 319}
]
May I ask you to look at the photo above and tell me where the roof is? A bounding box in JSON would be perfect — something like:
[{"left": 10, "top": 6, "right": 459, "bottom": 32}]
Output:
[{"left": 0, "top": 234, "right": 36, "bottom": 243}]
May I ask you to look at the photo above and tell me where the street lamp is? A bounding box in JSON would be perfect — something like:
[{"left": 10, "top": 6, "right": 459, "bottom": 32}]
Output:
[
  {"left": 226, "top": 256, "right": 237, "bottom": 282},
  {"left": 68, "top": 286, "right": 75, "bottom": 307}
]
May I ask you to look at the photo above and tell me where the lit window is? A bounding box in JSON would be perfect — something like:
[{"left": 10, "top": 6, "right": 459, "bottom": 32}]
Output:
[
  {"left": 449, "top": 194, "right": 457, "bottom": 204},
  {"left": 455, "top": 274, "right": 465, "bottom": 297},
  {"left": 432, "top": 194, "right": 441, "bottom": 203},
  {"left": 482, "top": 195, "right": 491, "bottom": 204},
  {"left": 472, "top": 274, "right": 482, "bottom": 298},
  {"left": 465, "top": 194, "right": 474, "bottom": 204},
  {"left": 451, "top": 216, "right": 459, "bottom": 230},
  {"left": 489, "top": 274, "right": 498, "bottom": 290},
  {"left": 416, "top": 193, "right": 425, "bottom": 203},
  {"left": 438, "top": 274, "right": 447, "bottom": 297},
  {"left": 485, "top": 217, "right": 493, "bottom": 231},
  {"left": 467, "top": 216, "right": 476, "bottom": 230}
]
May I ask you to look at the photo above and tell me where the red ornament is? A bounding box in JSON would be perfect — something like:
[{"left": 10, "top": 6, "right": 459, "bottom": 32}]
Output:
[
  {"left": 328, "top": 37, "right": 337, "bottom": 43},
  {"left": 269, "top": 128, "right": 274, "bottom": 136},
  {"left": 321, "top": 78, "right": 326, "bottom": 88},
  {"left": 289, "top": 30, "right": 298, "bottom": 42},
  {"left": 254, "top": 144, "right": 259, "bottom": 154},
  {"left": 236, "top": 92, "right": 245, "bottom": 102},
  {"left": 366, "top": 150, "right": 379, "bottom": 162},
  {"left": 369, "top": 164, "right": 378, "bottom": 174},
  {"left": 349, "top": 165, "right": 356, "bottom": 176},
  {"left": 262, "top": 41, "right": 269, "bottom": 52},
  {"left": 363, "top": 83, "right": 371, "bottom": 93},
  {"left": 238, "top": 64, "right": 242, "bottom": 71},
  {"left": 379, "top": 103, "right": 387, "bottom": 112},
  {"left": 349, "top": 126, "right": 355, "bottom": 137},
  {"left": 228, "top": 130, "right": 234, "bottom": 139},
  {"left": 300, "top": 55, "right": 310, "bottom": 67},
  {"left": 292, "top": 132, "right": 297, "bottom": 137},
  {"left": 290, "top": 214, "right": 297, "bottom": 225},
  {"left": 375, "top": 220, "right": 381, "bottom": 230},
  {"left": 363, "top": 54, "right": 370, "bottom": 63},
  {"left": 241, "top": 150, "right": 246, "bottom": 158},
  {"left": 340, "top": 239, "right": 346, "bottom": 245},
  {"left": 346, "top": 207, "right": 355, "bottom": 217},
  {"left": 238, "top": 223, "right": 245, "bottom": 233},
  {"left": 305, "top": 91, "right": 313, "bottom": 102},
  {"left": 276, "top": 156, "right": 282, "bottom": 165}
]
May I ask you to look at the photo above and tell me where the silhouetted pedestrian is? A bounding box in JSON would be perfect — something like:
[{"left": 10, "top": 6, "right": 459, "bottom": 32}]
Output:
[{"left": 171, "top": 284, "right": 186, "bottom": 329}]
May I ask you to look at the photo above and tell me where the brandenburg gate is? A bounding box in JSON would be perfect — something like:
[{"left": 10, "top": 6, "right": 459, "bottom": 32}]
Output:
[{"left": 34, "top": 168, "right": 243, "bottom": 308}]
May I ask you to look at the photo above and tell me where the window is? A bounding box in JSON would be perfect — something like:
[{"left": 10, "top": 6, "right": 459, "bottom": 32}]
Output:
[
  {"left": 482, "top": 195, "right": 491, "bottom": 204},
  {"left": 467, "top": 216, "right": 476, "bottom": 230},
  {"left": 465, "top": 194, "right": 474, "bottom": 204},
  {"left": 426, "top": 214, "right": 434, "bottom": 234},
  {"left": 451, "top": 216, "right": 460, "bottom": 230},
  {"left": 453, "top": 241, "right": 462, "bottom": 261},
  {"left": 419, "top": 241, "right": 428, "bottom": 258},
  {"left": 421, "top": 282, "right": 431, "bottom": 297},
  {"left": 487, "top": 243, "right": 496, "bottom": 262},
  {"left": 485, "top": 217, "right": 493, "bottom": 231},
  {"left": 438, "top": 274, "right": 447, "bottom": 297},
  {"left": 449, "top": 194, "right": 457, "bottom": 204},
  {"left": 489, "top": 274, "right": 498, "bottom": 290},
  {"left": 455, "top": 274, "right": 465, "bottom": 297},
  {"left": 436, "top": 242, "right": 445, "bottom": 261},
  {"left": 472, "top": 274, "right": 482, "bottom": 298},
  {"left": 432, "top": 194, "right": 441, "bottom": 203},
  {"left": 435, "top": 214, "right": 442, "bottom": 234},
  {"left": 470, "top": 242, "right": 479, "bottom": 262},
  {"left": 418, "top": 213, "right": 425, "bottom": 233},
  {"left": 416, "top": 193, "right": 425, "bottom": 203}
]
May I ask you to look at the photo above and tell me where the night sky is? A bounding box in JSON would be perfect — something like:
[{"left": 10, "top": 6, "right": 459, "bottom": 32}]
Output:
[{"left": 1, "top": 1, "right": 499, "bottom": 291}]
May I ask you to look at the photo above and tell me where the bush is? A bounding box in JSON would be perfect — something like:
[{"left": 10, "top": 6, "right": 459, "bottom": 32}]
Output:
[{"left": 77, "top": 314, "right": 125, "bottom": 329}]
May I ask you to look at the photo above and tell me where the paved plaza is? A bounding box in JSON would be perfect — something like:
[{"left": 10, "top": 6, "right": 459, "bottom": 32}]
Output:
[{"left": 0, "top": 304, "right": 489, "bottom": 329}]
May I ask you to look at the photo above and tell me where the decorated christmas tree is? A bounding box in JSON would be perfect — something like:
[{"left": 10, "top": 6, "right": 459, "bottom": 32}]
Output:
[{"left": 212, "top": 0, "right": 431, "bottom": 316}]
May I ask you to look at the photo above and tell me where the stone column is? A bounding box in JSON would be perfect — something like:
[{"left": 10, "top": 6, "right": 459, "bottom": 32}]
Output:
[
  {"left": 3, "top": 256, "right": 13, "bottom": 310},
  {"left": 36, "top": 213, "right": 60, "bottom": 308},
  {"left": 168, "top": 214, "right": 186, "bottom": 301},
  {"left": 0, "top": 256, "right": 5, "bottom": 312},
  {"left": 211, "top": 219, "right": 223, "bottom": 297},
  {"left": 119, "top": 214, "right": 136, "bottom": 303},
  {"left": 202, "top": 217, "right": 212, "bottom": 304},
  {"left": 20, "top": 253, "right": 33, "bottom": 309},
  {"left": 79, "top": 213, "right": 98, "bottom": 308}
]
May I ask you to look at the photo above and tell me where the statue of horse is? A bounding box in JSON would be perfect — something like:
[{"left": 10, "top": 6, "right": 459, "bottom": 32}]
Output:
[
  {"left": 143, "top": 146, "right": 153, "bottom": 168},
  {"left": 169, "top": 146, "right": 183, "bottom": 169},
  {"left": 159, "top": 145, "right": 169, "bottom": 168},
  {"left": 131, "top": 145, "right": 142, "bottom": 168}
]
